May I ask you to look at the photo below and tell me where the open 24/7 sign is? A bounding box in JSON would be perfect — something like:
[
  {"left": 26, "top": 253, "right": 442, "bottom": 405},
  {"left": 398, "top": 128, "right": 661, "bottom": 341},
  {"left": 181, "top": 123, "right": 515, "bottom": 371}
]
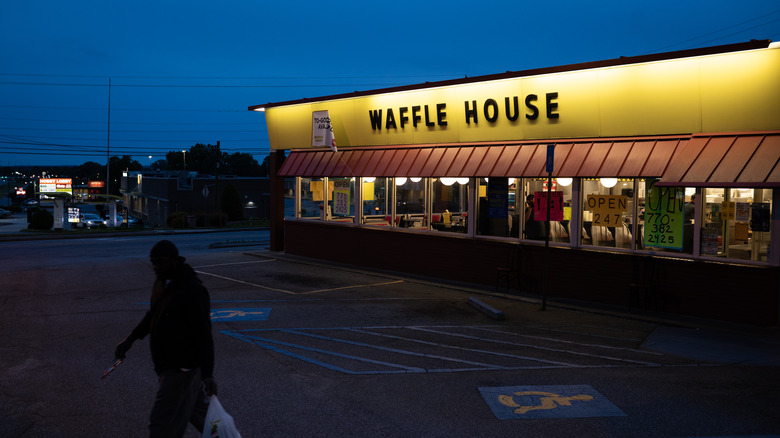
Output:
[
  {"left": 586, "top": 195, "right": 627, "bottom": 227},
  {"left": 644, "top": 179, "right": 684, "bottom": 249}
]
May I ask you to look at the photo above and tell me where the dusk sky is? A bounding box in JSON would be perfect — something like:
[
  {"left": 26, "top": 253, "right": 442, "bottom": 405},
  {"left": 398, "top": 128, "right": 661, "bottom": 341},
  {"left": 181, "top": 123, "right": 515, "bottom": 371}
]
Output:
[{"left": 1, "top": 1, "right": 778, "bottom": 168}]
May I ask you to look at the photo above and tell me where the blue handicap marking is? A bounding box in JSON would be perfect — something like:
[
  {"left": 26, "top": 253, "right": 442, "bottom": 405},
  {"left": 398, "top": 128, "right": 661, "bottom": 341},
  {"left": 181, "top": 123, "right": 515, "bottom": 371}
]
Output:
[
  {"left": 210, "top": 308, "right": 271, "bottom": 322},
  {"left": 478, "top": 385, "right": 626, "bottom": 420}
]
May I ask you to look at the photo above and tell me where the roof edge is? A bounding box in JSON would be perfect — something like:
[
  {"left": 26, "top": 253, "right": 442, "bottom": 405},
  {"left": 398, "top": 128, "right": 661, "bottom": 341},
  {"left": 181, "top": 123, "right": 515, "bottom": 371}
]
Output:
[{"left": 249, "top": 40, "right": 772, "bottom": 111}]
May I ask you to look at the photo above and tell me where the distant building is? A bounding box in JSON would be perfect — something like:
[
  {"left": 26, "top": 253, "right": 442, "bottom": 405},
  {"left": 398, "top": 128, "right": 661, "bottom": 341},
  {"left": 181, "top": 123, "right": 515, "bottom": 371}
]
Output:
[{"left": 121, "top": 171, "right": 269, "bottom": 227}]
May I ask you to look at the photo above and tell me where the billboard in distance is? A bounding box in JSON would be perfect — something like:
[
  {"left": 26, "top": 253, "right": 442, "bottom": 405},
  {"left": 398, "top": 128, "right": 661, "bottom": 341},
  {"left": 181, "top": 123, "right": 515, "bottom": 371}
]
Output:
[{"left": 39, "top": 178, "right": 73, "bottom": 195}]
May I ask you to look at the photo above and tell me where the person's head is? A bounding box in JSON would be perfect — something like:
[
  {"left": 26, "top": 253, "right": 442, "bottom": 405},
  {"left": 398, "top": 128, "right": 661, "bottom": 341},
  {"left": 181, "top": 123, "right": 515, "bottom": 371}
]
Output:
[
  {"left": 526, "top": 194, "right": 534, "bottom": 204},
  {"left": 149, "top": 240, "right": 182, "bottom": 280}
]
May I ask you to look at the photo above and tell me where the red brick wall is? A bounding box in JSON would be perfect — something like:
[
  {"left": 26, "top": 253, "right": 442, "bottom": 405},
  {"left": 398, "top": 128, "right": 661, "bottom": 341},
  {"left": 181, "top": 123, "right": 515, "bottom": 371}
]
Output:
[{"left": 284, "top": 220, "right": 779, "bottom": 326}]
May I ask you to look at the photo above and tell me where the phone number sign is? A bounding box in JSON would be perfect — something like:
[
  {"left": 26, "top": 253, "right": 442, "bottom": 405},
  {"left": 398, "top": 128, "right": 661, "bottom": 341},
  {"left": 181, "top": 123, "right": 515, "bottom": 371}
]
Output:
[{"left": 644, "top": 179, "right": 684, "bottom": 250}]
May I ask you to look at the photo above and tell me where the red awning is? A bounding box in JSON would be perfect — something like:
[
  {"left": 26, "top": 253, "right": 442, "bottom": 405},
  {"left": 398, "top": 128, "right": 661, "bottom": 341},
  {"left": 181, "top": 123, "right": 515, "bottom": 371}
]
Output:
[
  {"left": 276, "top": 133, "right": 780, "bottom": 187},
  {"left": 277, "top": 136, "right": 694, "bottom": 179},
  {"left": 656, "top": 132, "right": 780, "bottom": 187}
]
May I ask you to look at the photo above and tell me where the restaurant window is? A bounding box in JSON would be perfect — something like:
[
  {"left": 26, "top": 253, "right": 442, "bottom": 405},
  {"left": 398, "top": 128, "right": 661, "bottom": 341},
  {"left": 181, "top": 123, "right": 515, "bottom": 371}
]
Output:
[
  {"left": 635, "top": 179, "right": 694, "bottom": 255},
  {"left": 581, "top": 178, "right": 634, "bottom": 249},
  {"left": 394, "top": 177, "right": 426, "bottom": 229},
  {"left": 523, "top": 178, "right": 573, "bottom": 243},
  {"left": 430, "top": 177, "right": 468, "bottom": 233},
  {"left": 327, "top": 177, "right": 355, "bottom": 223},
  {"left": 362, "top": 177, "right": 390, "bottom": 226},
  {"left": 299, "top": 177, "right": 324, "bottom": 219},
  {"left": 700, "top": 188, "right": 771, "bottom": 262},
  {"left": 477, "top": 178, "right": 512, "bottom": 237},
  {"left": 284, "top": 177, "right": 296, "bottom": 219}
]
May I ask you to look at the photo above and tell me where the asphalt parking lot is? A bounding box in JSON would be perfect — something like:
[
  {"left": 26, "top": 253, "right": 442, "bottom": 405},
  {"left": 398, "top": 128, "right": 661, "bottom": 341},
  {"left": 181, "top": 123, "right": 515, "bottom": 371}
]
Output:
[{"left": 1, "top": 232, "right": 779, "bottom": 437}]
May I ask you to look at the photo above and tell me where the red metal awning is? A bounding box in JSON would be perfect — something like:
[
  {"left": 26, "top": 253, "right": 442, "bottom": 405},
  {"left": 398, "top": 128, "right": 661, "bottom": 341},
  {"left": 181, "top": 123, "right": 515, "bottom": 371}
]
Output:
[
  {"left": 656, "top": 132, "right": 780, "bottom": 187},
  {"left": 276, "top": 134, "right": 780, "bottom": 185}
]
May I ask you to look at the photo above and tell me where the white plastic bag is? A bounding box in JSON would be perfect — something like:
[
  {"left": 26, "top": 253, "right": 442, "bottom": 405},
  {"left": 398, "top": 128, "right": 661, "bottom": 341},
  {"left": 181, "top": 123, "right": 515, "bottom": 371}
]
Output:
[{"left": 203, "top": 395, "right": 241, "bottom": 438}]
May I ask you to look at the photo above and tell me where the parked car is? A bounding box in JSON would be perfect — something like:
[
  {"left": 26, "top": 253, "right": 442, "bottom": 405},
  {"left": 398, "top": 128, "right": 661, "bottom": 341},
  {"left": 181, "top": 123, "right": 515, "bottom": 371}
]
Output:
[
  {"left": 125, "top": 216, "right": 142, "bottom": 228},
  {"left": 80, "top": 213, "right": 106, "bottom": 229},
  {"left": 0, "top": 208, "right": 12, "bottom": 218}
]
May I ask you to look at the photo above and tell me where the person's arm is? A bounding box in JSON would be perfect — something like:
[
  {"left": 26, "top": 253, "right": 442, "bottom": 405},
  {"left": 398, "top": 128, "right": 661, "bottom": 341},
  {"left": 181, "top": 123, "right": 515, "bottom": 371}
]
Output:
[
  {"left": 114, "top": 279, "right": 162, "bottom": 359},
  {"left": 188, "top": 285, "right": 217, "bottom": 394}
]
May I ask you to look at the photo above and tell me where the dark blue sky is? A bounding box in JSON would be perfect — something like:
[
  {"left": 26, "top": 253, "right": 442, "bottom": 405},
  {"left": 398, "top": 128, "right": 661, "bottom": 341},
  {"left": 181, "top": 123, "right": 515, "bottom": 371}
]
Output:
[{"left": 1, "top": 1, "right": 778, "bottom": 167}]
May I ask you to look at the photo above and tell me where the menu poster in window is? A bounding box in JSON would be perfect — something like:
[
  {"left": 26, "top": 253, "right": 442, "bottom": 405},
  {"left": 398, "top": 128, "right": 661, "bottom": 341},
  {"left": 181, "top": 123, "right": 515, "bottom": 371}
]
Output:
[
  {"left": 701, "top": 223, "right": 720, "bottom": 255},
  {"left": 487, "top": 178, "right": 508, "bottom": 219},
  {"left": 310, "top": 181, "right": 333, "bottom": 202},
  {"left": 333, "top": 179, "right": 351, "bottom": 216},
  {"left": 585, "top": 194, "right": 627, "bottom": 227},
  {"left": 721, "top": 201, "right": 736, "bottom": 221},
  {"left": 644, "top": 179, "right": 684, "bottom": 250},
  {"left": 751, "top": 203, "right": 770, "bottom": 232},
  {"left": 534, "top": 191, "right": 564, "bottom": 221},
  {"left": 735, "top": 203, "right": 750, "bottom": 221}
]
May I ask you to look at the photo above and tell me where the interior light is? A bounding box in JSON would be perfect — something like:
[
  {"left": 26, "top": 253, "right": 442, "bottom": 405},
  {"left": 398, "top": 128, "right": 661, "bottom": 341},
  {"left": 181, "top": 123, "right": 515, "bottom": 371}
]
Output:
[
  {"left": 410, "top": 177, "right": 422, "bottom": 183},
  {"left": 456, "top": 177, "right": 469, "bottom": 185},
  {"left": 440, "top": 177, "right": 457, "bottom": 186},
  {"left": 363, "top": 177, "right": 376, "bottom": 183},
  {"left": 600, "top": 178, "right": 618, "bottom": 188},
  {"left": 508, "top": 178, "right": 515, "bottom": 185},
  {"left": 557, "top": 177, "right": 573, "bottom": 186},
  {"left": 395, "top": 177, "right": 407, "bottom": 186}
]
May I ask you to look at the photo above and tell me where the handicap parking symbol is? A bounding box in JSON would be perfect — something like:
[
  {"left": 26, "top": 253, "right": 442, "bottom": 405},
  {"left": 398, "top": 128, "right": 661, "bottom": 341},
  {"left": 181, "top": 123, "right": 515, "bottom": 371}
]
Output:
[
  {"left": 478, "top": 385, "right": 626, "bottom": 420},
  {"left": 210, "top": 308, "right": 271, "bottom": 322}
]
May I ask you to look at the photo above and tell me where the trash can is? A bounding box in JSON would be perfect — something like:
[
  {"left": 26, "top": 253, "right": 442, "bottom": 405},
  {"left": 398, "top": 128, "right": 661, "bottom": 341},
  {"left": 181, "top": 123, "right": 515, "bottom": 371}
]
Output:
[{"left": 187, "top": 215, "right": 196, "bottom": 228}]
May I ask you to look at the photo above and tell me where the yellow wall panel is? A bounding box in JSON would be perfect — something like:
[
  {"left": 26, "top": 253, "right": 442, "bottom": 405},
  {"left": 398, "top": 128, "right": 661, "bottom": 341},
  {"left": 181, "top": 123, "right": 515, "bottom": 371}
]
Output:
[{"left": 263, "top": 46, "right": 780, "bottom": 150}]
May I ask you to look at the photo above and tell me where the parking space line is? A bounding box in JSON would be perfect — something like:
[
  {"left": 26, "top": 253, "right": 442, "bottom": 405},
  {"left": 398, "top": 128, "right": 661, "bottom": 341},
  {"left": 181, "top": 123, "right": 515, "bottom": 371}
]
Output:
[
  {"left": 350, "top": 328, "right": 578, "bottom": 367},
  {"left": 411, "top": 327, "right": 662, "bottom": 367},
  {"left": 227, "top": 331, "right": 427, "bottom": 374},
  {"left": 284, "top": 328, "right": 510, "bottom": 369},
  {"left": 196, "top": 269, "right": 404, "bottom": 296},
  {"left": 195, "top": 260, "right": 276, "bottom": 269},
  {"left": 299, "top": 280, "right": 404, "bottom": 295},
  {"left": 196, "top": 270, "right": 296, "bottom": 294},
  {"left": 470, "top": 327, "right": 664, "bottom": 356}
]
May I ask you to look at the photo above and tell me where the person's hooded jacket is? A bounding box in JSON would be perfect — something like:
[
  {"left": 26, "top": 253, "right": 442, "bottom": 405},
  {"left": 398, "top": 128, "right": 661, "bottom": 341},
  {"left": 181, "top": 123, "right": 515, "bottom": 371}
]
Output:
[{"left": 130, "top": 261, "right": 214, "bottom": 379}]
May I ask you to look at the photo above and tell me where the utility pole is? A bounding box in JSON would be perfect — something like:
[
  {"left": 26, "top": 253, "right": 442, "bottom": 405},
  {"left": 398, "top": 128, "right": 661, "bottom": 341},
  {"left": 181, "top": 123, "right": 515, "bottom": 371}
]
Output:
[
  {"left": 215, "top": 141, "right": 220, "bottom": 217},
  {"left": 106, "top": 77, "right": 111, "bottom": 199}
]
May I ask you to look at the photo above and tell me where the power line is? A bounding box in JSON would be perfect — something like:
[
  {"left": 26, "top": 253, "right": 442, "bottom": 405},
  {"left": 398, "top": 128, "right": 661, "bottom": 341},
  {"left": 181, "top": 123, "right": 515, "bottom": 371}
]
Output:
[
  {"left": 0, "top": 104, "right": 248, "bottom": 112},
  {"left": 0, "top": 80, "right": 412, "bottom": 88},
  {"left": 0, "top": 116, "right": 261, "bottom": 126},
  {"left": 653, "top": 9, "right": 780, "bottom": 51},
  {"left": 0, "top": 126, "right": 265, "bottom": 134}
]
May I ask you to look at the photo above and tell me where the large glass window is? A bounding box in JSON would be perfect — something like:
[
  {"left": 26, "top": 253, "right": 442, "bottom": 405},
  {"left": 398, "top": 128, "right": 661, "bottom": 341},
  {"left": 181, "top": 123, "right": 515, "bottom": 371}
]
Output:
[
  {"left": 634, "top": 180, "right": 694, "bottom": 254},
  {"left": 299, "top": 177, "right": 324, "bottom": 219},
  {"left": 477, "top": 178, "right": 511, "bottom": 237},
  {"left": 581, "top": 178, "right": 634, "bottom": 249},
  {"left": 327, "top": 177, "right": 355, "bottom": 223},
  {"left": 362, "top": 177, "right": 390, "bottom": 226},
  {"left": 394, "top": 177, "right": 426, "bottom": 228},
  {"left": 430, "top": 177, "right": 468, "bottom": 233},
  {"left": 700, "top": 188, "right": 771, "bottom": 261},
  {"left": 523, "top": 178, "right": 573, "bottom": 243}
]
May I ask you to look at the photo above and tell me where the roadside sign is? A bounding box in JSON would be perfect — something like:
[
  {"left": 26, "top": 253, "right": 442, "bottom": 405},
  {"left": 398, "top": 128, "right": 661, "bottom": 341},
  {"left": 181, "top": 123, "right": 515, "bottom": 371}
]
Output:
[{"left": 546, "top": 144, "right": 555, "bottom": 173}]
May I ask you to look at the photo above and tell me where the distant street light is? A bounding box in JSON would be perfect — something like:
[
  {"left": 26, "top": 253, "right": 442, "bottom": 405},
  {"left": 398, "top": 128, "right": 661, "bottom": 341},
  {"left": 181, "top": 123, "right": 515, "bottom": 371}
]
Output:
[
  {"left": 182, "top": 150, "right": 187, "bottom": 170},
  {"left": 148, "top": 156, "right": 152, "bottom": 168}
]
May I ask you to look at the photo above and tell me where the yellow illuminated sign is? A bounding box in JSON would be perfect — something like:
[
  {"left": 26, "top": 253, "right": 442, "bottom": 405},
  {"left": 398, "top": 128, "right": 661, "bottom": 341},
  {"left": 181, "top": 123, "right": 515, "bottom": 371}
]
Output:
[{"left": 263, "top": 46, "right": 780, "bottom": 149}]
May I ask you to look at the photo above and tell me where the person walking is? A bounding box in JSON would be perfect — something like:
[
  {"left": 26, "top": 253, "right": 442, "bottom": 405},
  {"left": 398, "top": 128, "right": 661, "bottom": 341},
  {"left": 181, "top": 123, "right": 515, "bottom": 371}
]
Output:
[{"left": 114, "top": 239, "right": 217, "bottom": 437}]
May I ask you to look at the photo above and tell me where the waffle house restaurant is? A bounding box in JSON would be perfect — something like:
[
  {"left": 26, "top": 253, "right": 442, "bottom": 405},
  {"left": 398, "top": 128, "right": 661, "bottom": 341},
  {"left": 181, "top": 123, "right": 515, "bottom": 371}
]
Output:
[{"left": 252, "top": 40, "right": 780, "bottom": 326}]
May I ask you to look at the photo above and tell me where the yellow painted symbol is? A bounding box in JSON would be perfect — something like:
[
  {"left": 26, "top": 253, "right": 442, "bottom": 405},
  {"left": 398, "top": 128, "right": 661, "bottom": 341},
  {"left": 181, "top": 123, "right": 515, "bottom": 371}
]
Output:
[
  {"left": 211, "top": 310, "right": 265, "bottom": 319},
  {"left": 498, "top": 391, "right": 594, "bottom": 414}
]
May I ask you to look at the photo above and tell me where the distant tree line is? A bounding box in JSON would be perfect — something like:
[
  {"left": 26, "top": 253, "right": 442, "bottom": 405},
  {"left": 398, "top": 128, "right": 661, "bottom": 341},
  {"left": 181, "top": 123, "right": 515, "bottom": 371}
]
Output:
[{"left": 2, "top": 144, "right": 268, "bottom": 197}]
